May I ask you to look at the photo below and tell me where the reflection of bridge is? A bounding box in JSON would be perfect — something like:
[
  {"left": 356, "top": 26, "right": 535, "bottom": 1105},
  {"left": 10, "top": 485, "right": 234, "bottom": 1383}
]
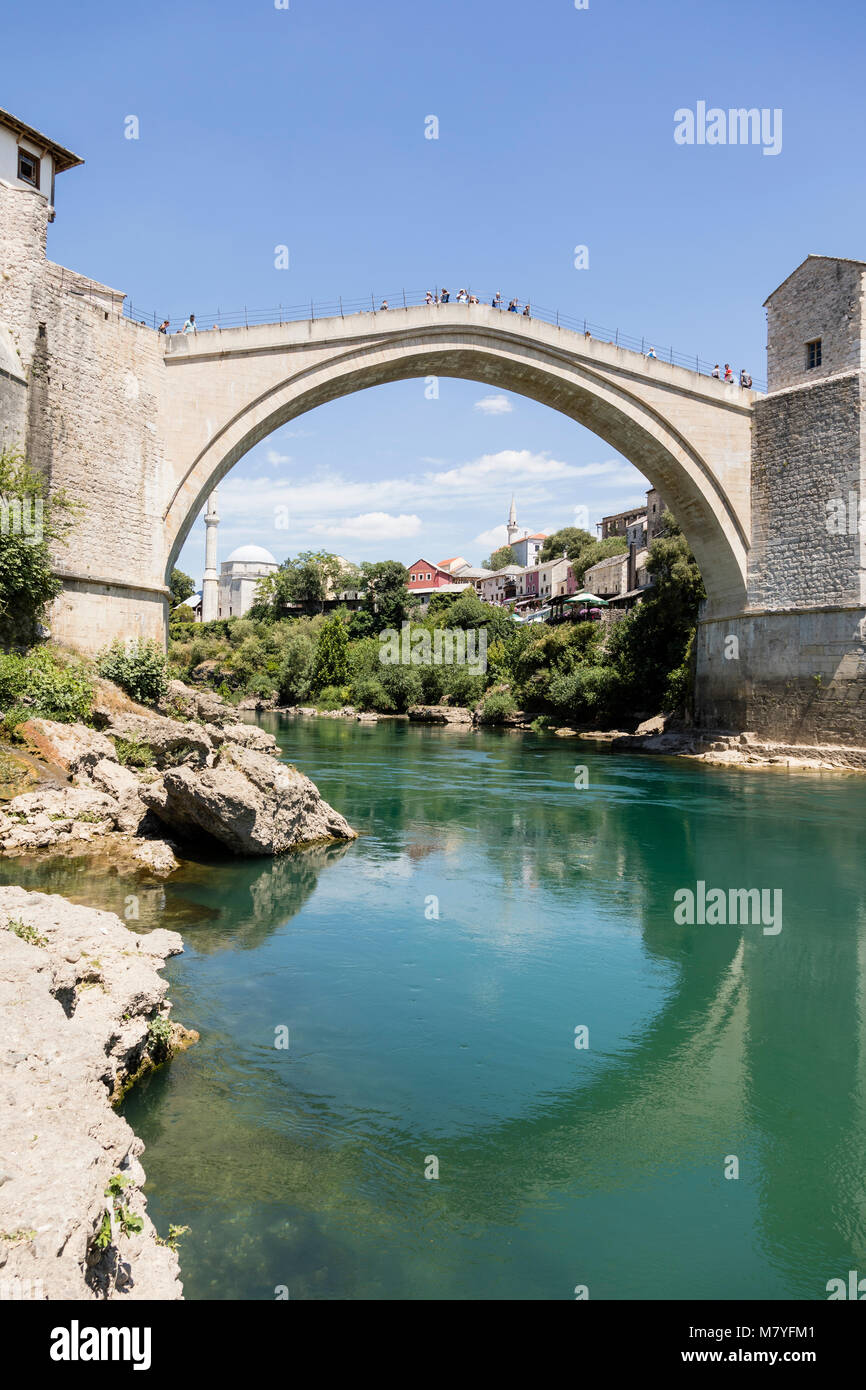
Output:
[{"left": 2, "top": 165, "right": 864, "bottom": 742}]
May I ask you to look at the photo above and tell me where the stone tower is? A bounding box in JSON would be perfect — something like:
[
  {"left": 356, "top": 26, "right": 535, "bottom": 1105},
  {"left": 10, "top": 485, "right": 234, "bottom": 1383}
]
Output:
[
  {"left": 695, "top": 254, "right": 866, "bottom": 743},
  {"left": 201, "top": 491, "right": 220, "bottom": 623},
  {"left": 506, "top": 495, "right": 519, "bottom": 546}
]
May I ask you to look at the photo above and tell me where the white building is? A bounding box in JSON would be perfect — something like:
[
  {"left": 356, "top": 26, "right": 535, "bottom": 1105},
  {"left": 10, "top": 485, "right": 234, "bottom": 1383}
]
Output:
[
  {"left": 505, "top": 496, "right": 546, "bottom": 567},
  {"left": 218, "top": 544, "right": 279, "bottom": 619},
  {"left": 0, "top": 107, "right": 82, "bottom": 220}
]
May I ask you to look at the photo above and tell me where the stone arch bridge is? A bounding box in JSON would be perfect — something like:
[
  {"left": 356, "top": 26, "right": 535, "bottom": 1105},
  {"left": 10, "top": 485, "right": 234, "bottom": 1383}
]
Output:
[
  {"left": 2, "top": 183, "right": 863, "bottom": 744},
  {"left": 157, "top": 308, "right": 756, "bottom": 624}
]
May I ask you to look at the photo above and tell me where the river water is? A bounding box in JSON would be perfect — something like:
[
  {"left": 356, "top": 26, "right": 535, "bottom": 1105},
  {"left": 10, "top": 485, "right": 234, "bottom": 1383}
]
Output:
[{"left": 5, "top": 716, "right": 866, "bottom": 1299}]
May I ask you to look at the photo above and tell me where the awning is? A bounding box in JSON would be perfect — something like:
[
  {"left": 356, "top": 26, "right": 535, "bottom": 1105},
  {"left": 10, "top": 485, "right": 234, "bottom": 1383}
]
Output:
[{"left": 565, "top": 591, "right": 609, "bottom": 606}]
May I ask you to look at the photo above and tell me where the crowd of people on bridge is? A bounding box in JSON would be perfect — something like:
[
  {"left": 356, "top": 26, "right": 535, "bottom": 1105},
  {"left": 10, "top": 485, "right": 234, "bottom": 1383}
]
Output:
[
  {"left": 711, "top": 361, "right": 752, "bottom": 388},
  {"left": 146, "top": 304, "right": 752, "bottom": 386}
]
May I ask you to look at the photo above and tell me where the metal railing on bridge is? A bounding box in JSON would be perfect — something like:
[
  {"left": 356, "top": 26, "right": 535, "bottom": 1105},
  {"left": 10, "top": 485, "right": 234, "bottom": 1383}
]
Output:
[{"left": 71, "top": 280, "right": 764, "bottom": 391}]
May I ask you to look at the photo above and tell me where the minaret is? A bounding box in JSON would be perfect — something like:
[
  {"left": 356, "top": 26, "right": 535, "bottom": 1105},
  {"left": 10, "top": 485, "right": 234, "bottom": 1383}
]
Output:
[
  {"left": 506, "top": 495, "right": 519, "bottom": 546},
  {"left": 201, "top": 490, "right": 219, "bottom": 623}
]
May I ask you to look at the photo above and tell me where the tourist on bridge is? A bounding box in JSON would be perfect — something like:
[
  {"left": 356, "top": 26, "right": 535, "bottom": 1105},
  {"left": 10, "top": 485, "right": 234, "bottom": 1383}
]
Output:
[
  {"left": 523, "top": 302, "right": 531, "bottom": 318},
  {"left": 157, "top": 319, "right": 170, "bottom": 334},
  {"left": 740, "top": 368, "right": 752, "bottom": 388},
  {"left": 440, "top": 288, "right": 450, "bottom": 303},
  {"left": 712, "top": 363, "right": 720, "bottom": 378},
  {"left": 724, "top": 363, "right": 734, "bottom": 382},
  {"left": 182, "top": 314, "right": 197, "bottom": 334},
  {"left": 646, "top": 345, "right": 657, "bottom": 359},
  {"left": 425, "top": 291, "right": 434, "bottom": 305},
  {"left": 469, "top": 294, "right": 479, "bottom": 304},
  {"left": 492, "top": 292, "right": 502, "bottom": 309},
  {"left": 380, "top": 299, "right": 389, "bottom": 311},
  {"left": 457, "top": 288, "right": 468, "bottom": 303},
  {"left": 507, "top": 298, "right": 519, "bottom": 312}
]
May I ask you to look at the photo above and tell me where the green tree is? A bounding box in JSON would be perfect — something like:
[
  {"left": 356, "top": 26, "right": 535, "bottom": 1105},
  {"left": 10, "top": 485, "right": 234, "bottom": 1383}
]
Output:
[
  {"left": 483, "top": 545, "right": 519, "bottom": 571},
  {"left": 355, "top": 560, "right": 410, "bottom": 634},
  {"left": 0, "top": 449, "right": 78, "bottom": 648},
  {"left": 250, "top": 551, "right": 345, "bottom": 618},
  {"left": 538, "top": 527, "right": 594, "bottom": 563},
  {"left": 310, "top": 614, "right": 349, "bottom": 691},
  {"left": 571, "top": 536, "right": 628, "bottom": 587},
  {"left": 169, "top": 568, "right": 195, "bottom": 608}
]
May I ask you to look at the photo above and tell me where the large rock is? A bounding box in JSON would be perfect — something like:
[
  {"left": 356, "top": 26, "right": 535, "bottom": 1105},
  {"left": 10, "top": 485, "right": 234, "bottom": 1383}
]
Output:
[
  {"left": 16, "top": 720, "right": 117, "bottom": 778},
  {"left": 0, "top": 786, "right": 120, "bottom": 852},
  {"left": 162, "top": 680, "right": 235, "bottom": 726},
  {"left": 141, "top": 743, "right": 357, "bottom": 855},
  {"left": 87, "top": 758, "right": 150, "bottom": 834},
  {"left": 0, "top": 886, "right": 186, "bottom": 1299},
  {"left": 103, "top": 711, "right": 213, "bottom": 769},
  {"left": 408, "top": 705, "right": 473, "bottom": 725},
  {"left": 203, "top": 721, "right": 279, "bottom": 757}
]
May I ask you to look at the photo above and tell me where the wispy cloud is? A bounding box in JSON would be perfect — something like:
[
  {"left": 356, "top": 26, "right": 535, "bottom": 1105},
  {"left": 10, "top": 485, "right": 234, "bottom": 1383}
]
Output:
[
  {"left": 474, "top": 393, "right": 513, "bottom": 415},
  {"left": 309, "top": 511, "right": 422, "bottom": 541}
]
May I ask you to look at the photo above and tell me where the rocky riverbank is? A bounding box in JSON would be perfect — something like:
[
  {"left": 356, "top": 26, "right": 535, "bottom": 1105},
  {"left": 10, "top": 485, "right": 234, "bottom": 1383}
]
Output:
[
  {"left": 0, "top": 885, "right": 196, "bottom": 1300},
  {"left": 0, "top": 680, "right": 357, "bottom": 867}
]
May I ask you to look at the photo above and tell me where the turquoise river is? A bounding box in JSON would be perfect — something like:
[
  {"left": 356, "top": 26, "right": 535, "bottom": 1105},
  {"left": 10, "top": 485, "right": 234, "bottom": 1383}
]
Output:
[{"left": 5, "top": 715, "right": 866, "bottom": 1300}]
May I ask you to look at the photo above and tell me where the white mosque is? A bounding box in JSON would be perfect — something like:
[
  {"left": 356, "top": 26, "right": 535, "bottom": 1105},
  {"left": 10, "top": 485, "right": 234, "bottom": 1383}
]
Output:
[{"left": 183, "top": 491, "right": 279, "bottom": 622}]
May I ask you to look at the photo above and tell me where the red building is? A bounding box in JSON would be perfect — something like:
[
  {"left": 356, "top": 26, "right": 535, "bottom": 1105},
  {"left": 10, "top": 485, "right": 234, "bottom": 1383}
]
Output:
[{"left": 406, "top": 558, "right": 458, "bottom": 591}]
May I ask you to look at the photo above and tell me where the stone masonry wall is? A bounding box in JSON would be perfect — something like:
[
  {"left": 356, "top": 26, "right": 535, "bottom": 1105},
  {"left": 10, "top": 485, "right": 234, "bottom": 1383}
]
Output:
[
  {"left": 747, "top": 372, "right": 865, "bottom": 610},
  {"left": 766, "top": 258, "right": 866, "bottom": 392},
  {"left": 696, "top": 607, "right": 866, "bottom": 744}
]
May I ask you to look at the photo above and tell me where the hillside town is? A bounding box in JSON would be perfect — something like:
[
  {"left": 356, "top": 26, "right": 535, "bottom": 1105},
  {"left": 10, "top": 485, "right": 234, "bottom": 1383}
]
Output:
[{"left": 180, "top": 488, "right": 669, "bottom": 626}]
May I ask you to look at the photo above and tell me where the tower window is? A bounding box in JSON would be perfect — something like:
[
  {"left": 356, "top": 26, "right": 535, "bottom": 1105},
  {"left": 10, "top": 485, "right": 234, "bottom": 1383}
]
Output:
[
  {"left": 17, "top": 148, "right": 40, "bottom": 188},
  {"left": 806, "top": 338, "right": 822, "bottom": 370}
]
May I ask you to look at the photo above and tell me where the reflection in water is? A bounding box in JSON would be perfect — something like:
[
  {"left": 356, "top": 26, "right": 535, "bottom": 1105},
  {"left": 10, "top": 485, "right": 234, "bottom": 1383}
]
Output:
[{"left": 14, "top": 716, "right": 866, "bottom": 1298}]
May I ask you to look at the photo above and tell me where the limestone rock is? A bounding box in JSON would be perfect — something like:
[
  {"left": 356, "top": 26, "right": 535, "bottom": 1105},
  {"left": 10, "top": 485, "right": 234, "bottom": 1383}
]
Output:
[
  {"left": 141, "top": 742, "right": 357, "bottom": 855},
  {"left": 0, "top": 786, "right": 120, "bottom": 852},
  {"left": 16, "top": 719, "right": 117, "bottom": 778},
  {"left": 202, "top": 721, "right": 279, "bottom": 757},
  {"left": 162, "top": 679, "right": 235, "bottom": 726},
  {"left": 0, "top": 886, "right": 186, "bottom": 1299},
  {"left": 129, "top": 838, "right": 180, "bottom": 876},
  {"left": 408, "top": 705, "right": 473, "bottom": 725},
  {"left": 103, "top": 711, "right": 213, "bottom": 768},
  {"left": 88, "top": 757, "right": 149, "bottom": 834}
]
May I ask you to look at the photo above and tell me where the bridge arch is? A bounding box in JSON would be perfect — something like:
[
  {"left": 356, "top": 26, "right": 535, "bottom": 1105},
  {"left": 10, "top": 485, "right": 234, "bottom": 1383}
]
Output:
[{"left": 159, "top": 308, "right": 756, "bottom": 618}]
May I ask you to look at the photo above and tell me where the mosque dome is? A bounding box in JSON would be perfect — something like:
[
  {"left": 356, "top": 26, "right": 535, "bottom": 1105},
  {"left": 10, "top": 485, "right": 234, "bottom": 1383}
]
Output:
[{"left": 225, "top": 544, "right": 278, "bottom": 565}]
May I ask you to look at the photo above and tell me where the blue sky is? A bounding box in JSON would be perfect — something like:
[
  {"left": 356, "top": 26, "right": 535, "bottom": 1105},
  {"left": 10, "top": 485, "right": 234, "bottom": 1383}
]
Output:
[{"left": 7, "top": 0, "right": 866, "bottom": 582}]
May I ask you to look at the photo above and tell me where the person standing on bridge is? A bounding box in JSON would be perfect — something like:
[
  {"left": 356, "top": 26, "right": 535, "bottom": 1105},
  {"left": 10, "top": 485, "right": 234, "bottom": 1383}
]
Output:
[
  {"left": 441, "top": 288, "right": 450, "bottom": 303},
  {"left": 712, "top": 363, "right": 720, "bottom": 378},
  {"left": 425, "top": 291, "right": 434, "bottom": 306},
  {"left": 740, "top": 368, "right": 752, "bottom": 388},
  {"left": 157, "top": 319, "right": 170, "bottom": 334},
  {"left": 182, "top": 314, "right": 197, "bottom": 335},
  {"left": 507, "top": 298, "right": 519, "bottom": 313},
  {"left": 523, "top": 302, "right": 531, "bottom": 318},
  {"left": 646, "top": 345, "right": 657, "bottom": 359},
  {"left": 492, "top": 292, "right": 502, "bottom": 309},
  {"left": 724, "top": 363, "right": 734, "bottom": 382},
  {"left": 457, "top": 288, "right": 468, "bottom": 303}
]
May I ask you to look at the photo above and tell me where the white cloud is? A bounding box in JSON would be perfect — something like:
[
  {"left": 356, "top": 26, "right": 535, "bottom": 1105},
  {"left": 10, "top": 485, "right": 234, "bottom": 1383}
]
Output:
[
  {"left": 265, "top": 449, "right": 292, "bottom": 465},
  {"left": 474, "top": 393, "right": 513, "bottom": 416},
  {"left": 309, "top": 512, "right": 422, "bottom": 541},
  {"left": 429, "top": 450, "right": 625, "bottom": 491},
  {"left": 473, "top": 524, "right": 509, "bottom": 549}
]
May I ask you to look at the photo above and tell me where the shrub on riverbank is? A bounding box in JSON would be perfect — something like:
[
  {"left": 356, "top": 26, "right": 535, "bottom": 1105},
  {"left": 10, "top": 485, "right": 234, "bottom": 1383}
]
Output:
[
  {"left": 98, "top": 640, "right": 169, "bottom": 706},
  {"left": 0, "top": 449, "right": 79, "bottom": 649},
  {"left": 0, "top": 648, "right": 93, "bottom": 728}
]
